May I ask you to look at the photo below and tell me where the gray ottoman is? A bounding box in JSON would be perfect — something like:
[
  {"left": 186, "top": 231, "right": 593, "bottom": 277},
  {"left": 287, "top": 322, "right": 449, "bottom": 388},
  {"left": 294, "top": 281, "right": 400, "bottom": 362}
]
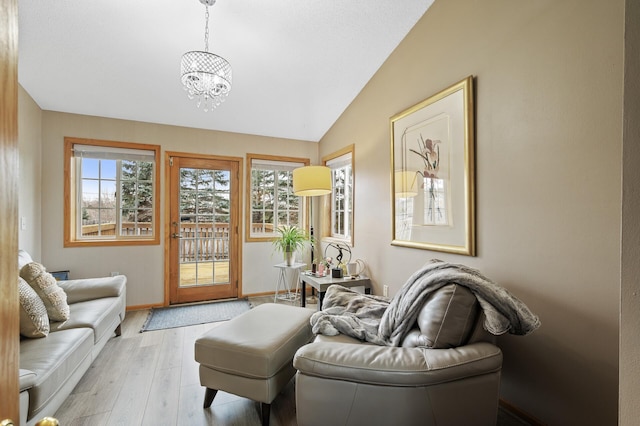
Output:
[{"left": 195, "top": 303, "right": 314, "bottom": 426}]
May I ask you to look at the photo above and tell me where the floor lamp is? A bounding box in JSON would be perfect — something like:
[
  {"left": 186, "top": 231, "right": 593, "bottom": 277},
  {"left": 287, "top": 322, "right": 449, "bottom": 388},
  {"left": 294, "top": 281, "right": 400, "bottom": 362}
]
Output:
[{"left": 292, "top": 165, "right": 332, "bottom": 291}]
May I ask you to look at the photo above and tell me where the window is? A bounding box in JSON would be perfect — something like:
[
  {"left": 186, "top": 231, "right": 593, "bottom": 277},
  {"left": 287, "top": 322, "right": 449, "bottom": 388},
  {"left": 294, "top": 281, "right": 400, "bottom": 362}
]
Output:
[
  {"left": 322, "top": 145, "right": 354, "bottom": 245},
  {"left": 64, "top": 137, "right": 160, "bottom": 246},
  {"left": 246, "top": 154, "right": 309, "bottom": 241}
]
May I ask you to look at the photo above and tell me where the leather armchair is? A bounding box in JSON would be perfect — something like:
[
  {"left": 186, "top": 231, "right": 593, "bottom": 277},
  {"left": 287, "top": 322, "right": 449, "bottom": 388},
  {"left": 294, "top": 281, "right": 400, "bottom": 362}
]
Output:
[{"left": 293, "top": 284, "right": 503, "bottom": 426}]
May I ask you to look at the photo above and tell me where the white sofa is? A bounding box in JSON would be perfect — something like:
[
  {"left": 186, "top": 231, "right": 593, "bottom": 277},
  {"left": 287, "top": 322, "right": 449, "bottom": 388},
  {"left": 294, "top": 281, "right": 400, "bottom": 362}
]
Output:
[{"left": 17, "top": 251, "right": 126, "bottom": 425}]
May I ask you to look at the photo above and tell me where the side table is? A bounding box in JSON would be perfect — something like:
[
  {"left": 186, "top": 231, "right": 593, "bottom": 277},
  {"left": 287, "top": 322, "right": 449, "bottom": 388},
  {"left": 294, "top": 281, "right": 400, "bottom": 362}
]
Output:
[
  {"left": 273, "top": 262, "right": 306, "bottom": 303},
  {"left": 300, "top": 273, "right": 372, "bottom": 310}
]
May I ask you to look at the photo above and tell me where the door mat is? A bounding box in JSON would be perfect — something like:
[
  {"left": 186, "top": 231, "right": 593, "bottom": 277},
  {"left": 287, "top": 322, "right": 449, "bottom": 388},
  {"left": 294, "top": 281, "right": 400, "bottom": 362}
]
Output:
[{"left": 140, "top": 299, "right": 251, "bottom": 332}]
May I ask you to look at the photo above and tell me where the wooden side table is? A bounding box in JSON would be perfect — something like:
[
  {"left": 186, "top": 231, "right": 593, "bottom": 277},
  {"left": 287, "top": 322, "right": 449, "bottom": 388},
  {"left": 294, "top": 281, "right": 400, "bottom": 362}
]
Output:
[
  {"left": 273, "top": 262, "right": 306, "bottom": 303},
  {"left": 300, "top": 273, "right": 372, "bottom": 309}
]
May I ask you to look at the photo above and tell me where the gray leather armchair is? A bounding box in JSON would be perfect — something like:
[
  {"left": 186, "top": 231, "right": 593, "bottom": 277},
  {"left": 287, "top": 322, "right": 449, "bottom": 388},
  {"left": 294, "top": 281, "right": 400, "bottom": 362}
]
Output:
[{"left": 293, "top": 284, "right": 503, "bottom": 426}]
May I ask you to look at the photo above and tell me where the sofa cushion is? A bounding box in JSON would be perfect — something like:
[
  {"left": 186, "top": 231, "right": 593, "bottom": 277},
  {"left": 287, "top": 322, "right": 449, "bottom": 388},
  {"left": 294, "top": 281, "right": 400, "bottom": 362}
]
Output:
[
  {"left": 58, "top": 275, "right": 126, "bottom": 304},
  {"left": 20, "top": 327, "right": 93, "bottom": 418},
  {"left": 401, "top": 284, "right": 479, "bottom": 349},
  {"left": 50, "top": 297, "right": 123, "bottom": 344},
  {"left": 20, "top": 262, "right": 70, "bottom": 322},
  {"left": 18, "top": 277, "right": 50, "bottom": 338},
  {"left": 18, "top": 249, "right": 34, "bottom": 270},
  {"left": 19, "top": 369, "right": 37, "bottom": 392}
]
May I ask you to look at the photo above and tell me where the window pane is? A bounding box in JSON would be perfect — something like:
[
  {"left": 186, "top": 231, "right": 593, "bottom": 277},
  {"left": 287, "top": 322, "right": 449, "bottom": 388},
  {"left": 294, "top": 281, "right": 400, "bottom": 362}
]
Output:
[
  {"left": 198, "top": 169, "right": 214, "bottom": 191},
  {"left": 289, "top": 211, "right": 299, "bottom": 224},
  {"left": 137, "top": 208, "right": 153, "bottom": 224},
  {"left": 81, "top": 158, "right": 100, "bottom": 179},
  {"left": 120, "top": 210, "right": 137, "bottom": 236},
  {"left": 99, "top": 180, "right": 117, "bottom": 208},
  {"left": 137, "top": 182, "right": 153, "bottom": 208},
  {"left": 81, "top": 178, "right": 100, "bottom": 202},
  {"left": 81, "top": 209, "right": 116, "bottom": 237},
  {"left": 121, "top": 209, "right": 136, "bottom": 222},
  {"left": 215, "top": 191, "right": 230, "bottom": 215},
  {"left": 278, "top": 211, "right": 288, "bottom": 225},
  {"left": 101, "top": 160, "right": 117, "bottom": 180},
  {"left": 215, "top": 170, "right": 230, "bottom": 190},
  {"left": 138, "top": 161, "right": 153, "bottom": 180},
  {"left": 181, "top": 168, "right": 197, "bottom": 190},
  {"left": 263, "top": 191, "right": 274, "bottom": 209},
  {"left": 180, "top": 190, "right": 197, "bottom": 216},
  {"left": 121, "top": 160, "right": 137, "bottom": 181},
  {"left": 197, "top": 192, "right": 214, "bottom": 215}
]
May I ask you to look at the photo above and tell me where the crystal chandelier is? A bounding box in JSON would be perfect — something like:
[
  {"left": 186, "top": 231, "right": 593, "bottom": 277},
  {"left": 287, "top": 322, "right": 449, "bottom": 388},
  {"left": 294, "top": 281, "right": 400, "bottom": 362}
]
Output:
[{"left": 181, "top": 0, "right": 232, "bottom": 111}]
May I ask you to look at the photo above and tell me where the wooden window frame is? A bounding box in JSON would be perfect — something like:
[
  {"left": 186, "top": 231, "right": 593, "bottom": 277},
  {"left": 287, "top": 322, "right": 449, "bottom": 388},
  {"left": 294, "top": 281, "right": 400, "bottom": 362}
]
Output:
[
  {"left": 64, "top": 137, "right": 161, "bottom": 247},
  {"left": 321, "top": 144, "right": 355, "bottom": 247}
]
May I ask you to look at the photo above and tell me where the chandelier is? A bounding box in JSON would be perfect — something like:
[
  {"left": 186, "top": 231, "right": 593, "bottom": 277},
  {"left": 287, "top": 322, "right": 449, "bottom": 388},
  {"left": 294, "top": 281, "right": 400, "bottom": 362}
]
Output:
[{"left": 181, "top": 0, "right": 232, "bottom": 111}]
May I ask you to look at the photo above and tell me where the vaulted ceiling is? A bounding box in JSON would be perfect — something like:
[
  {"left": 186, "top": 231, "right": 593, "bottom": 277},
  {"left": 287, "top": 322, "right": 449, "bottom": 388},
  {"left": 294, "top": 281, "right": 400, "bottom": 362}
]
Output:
[{"left": 18, "top": 0, "right": 434, "bottom": 142}]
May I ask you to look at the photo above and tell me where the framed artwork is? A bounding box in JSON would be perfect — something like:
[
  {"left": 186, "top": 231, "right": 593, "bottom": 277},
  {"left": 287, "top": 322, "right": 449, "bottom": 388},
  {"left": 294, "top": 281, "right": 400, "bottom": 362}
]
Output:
[{"left": 390, "top": 76, "right": 475, "bottom": 256}]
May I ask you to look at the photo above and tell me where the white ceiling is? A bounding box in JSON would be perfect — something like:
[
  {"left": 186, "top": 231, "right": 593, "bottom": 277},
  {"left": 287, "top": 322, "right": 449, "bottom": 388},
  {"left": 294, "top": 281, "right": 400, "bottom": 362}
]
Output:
[{"left": 18, "top": 0, "right": 434, "bottom": 142}]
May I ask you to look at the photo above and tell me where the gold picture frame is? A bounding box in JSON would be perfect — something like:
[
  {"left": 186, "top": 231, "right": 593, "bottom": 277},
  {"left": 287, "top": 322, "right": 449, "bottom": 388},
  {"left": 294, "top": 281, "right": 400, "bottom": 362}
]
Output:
[{"left": 390, "top": 76, "right": 475, "bottom": 256}]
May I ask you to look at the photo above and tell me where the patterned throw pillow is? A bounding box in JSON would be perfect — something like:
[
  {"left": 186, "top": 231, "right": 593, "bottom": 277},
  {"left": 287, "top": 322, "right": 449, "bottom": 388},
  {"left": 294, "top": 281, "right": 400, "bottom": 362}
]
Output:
[
  {"left": 18, "top": 277, "right": 50, "bottom": 338},
  {"left": 20, "top": 262, "right": 70, "bottom": 322}
]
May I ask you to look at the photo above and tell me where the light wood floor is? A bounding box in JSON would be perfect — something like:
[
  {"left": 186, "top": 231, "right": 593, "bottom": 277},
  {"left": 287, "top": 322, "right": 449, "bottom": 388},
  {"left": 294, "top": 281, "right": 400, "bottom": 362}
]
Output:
[
  {"left": 52, "top": 297, "right": 308, "bottom": 426},
  {"left": 53, "top": 296, "right": 530, "bottom": 426}
]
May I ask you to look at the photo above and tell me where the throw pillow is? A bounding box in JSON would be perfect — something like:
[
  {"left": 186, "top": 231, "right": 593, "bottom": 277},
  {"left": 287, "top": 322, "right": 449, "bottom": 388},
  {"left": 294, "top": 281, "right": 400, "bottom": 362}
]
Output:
[
  {"left": 20, "top": 262, "right": 70, "bottom": 322},
  {"left": 18, "top": 277, "right": 50, "bottom": 338},
  {"left": 403, "top": 284, "right": 479, "bottom": 349},
  {"left": 18, "top": 249, "right": 34, "bottom": 270}
]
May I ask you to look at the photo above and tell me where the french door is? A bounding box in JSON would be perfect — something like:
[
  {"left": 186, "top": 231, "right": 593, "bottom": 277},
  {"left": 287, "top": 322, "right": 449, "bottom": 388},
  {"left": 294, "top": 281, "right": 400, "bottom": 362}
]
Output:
[{"left": 167, "top": 153, "right": 241, "bottom": 304}]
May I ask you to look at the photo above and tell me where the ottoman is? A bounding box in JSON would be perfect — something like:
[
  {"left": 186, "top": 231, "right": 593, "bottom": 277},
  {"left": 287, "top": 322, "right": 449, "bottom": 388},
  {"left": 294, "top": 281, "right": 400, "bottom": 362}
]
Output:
[{"left": 195, "top": 303, "right": 314, "bottom": 426}]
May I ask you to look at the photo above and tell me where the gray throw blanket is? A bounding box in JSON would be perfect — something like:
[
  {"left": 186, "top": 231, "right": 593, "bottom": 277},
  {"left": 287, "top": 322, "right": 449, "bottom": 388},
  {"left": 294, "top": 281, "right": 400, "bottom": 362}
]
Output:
[{"left": 310, "top": 261, "right": 541, "bottom": 347}]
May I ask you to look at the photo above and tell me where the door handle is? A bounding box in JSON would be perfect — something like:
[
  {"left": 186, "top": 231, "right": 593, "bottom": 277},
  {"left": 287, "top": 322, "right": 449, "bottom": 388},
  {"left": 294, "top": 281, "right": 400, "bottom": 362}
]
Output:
[
  {"left": 172, "top": 233, "right": 181, "bottom": 239},
  {"left": 1, "top": 420, "right": 15, "bottom": 426},
  {"left": 35, "top": 419, "right": 59, "bottom": 426},
  {"left": 35, "top": 418, "right": 59, "bottom": 426}
]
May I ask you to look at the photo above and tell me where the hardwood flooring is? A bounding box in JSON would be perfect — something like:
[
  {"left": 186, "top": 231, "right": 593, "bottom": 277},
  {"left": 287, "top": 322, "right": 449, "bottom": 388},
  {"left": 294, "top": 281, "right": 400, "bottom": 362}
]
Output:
[
  {"left": 53, "top": 296, "right": 531, "bottom": 426},
  {"left": 53, "top": 297, "right": 304, "bottom": 426}
]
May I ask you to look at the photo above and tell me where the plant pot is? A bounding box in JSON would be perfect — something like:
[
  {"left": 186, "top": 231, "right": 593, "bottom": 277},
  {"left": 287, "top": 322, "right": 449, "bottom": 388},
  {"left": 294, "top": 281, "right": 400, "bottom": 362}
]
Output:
[{"left": 284, "top": 251, "right": 295, "bottom": 266}]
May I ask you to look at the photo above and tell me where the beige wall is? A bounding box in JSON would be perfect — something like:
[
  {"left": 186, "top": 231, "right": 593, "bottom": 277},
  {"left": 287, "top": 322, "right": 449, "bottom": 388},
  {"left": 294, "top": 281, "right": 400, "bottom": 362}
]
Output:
[
  {"left": 319, "top": 0, "right": 624, "bottom": 424},
  {"left": 18, "top": 87, "right": 42, "bottom": 259},
  {"left": 36, "top": 112, "right": 317, "bottom": 307}
]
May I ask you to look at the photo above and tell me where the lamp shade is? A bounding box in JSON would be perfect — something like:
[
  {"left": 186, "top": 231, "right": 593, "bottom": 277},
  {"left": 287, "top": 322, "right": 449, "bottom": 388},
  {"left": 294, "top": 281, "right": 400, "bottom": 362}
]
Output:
[
  {"left": 395, "top": 170, "right": 418, "bottom": 198},
  {"left": 293, "top": 166, "right": 332, "bottom": 196}
]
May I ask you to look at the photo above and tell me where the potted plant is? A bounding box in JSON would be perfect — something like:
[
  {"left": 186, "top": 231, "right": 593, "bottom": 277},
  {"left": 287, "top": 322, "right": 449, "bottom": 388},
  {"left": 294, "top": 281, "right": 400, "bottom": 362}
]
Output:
[{"left": 272, "top": 225, "right": 312, "bottom": 266}]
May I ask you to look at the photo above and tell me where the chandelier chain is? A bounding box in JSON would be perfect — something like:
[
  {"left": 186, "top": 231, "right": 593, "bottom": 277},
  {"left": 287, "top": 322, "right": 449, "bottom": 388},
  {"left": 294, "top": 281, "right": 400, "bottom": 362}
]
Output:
[{"left": 204, "top": 6, "right": 210, "bottom": 52}]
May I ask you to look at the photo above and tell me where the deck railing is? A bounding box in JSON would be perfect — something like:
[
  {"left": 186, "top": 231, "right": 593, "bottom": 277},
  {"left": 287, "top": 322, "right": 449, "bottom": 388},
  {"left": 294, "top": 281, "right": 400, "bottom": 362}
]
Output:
[
  {"left": 81, "top": 222, "right": 154, "bottom": 237},
  {"left": 81, "top": 222, "right": 275, "bottom": 262}
]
